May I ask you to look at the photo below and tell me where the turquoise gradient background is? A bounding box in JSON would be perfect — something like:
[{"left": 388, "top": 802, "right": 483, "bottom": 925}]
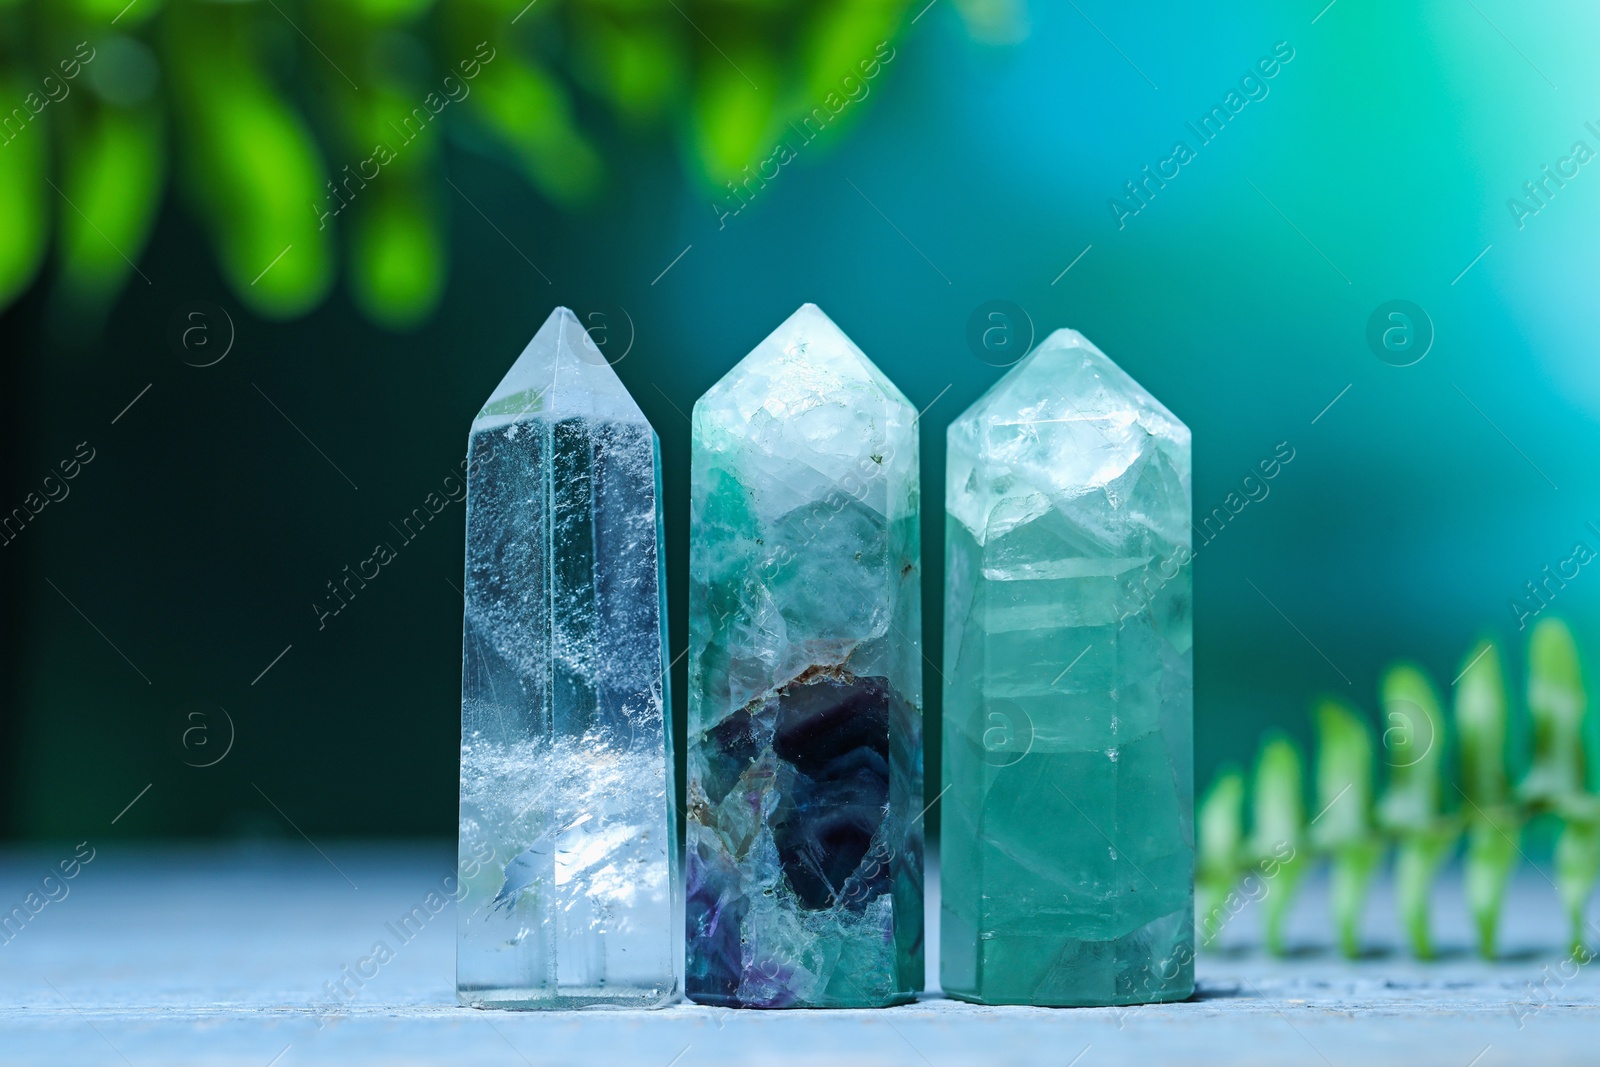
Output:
[{"left": 3, "top": 0, "right": 1598, "bottom": 838}]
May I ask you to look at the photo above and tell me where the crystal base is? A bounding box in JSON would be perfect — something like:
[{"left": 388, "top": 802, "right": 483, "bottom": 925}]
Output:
[{"left": 458, "top": 984, "right": 678, "bottom": 1011}]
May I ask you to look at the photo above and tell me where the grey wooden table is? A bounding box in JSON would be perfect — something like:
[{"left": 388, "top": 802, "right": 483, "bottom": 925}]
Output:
[{"left": 0, "top": 842, "right": 1592, "bottom": 1065}]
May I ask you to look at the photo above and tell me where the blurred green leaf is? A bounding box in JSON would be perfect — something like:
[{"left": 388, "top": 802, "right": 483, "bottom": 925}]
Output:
[
  {"left": 1394, "top": 829, "right": 1455, "bottom": 960},
  {"left": 1196, "top": 767, "right": 1244, "bottom": 947},
  {"left": 0, "top": 75, "right": 51, "bottom": 307},
  {"left": 55, "top": 102, "right": 164, "bottom": 308},
  {"left": 330, "top": 0, "right": 435, "bottom": 24},
  {"left": 338, "top": 83, "right": 441, "bottom": 163},
  {"left": 691, "top": 42, "right": 778, "bottom": 183},
  {"left": 469, "top": 48, "right": 603, "bottom": 206},
  {"left": 1457, "top": 640, "right": 1510, "bottom": 807},
  {"left": 1522, "top": 617, "right": 1587, "bottom": 807},
  {"left": 456, "top": 0, "right": 527, "bottom": 20},
  {"left": 575, "top": 12, "right": 684, "bottom": 122},
  {"left": 1377, "top": 663, "right": 1447, "bottom": 829},
  {"left": 1251, "top": 734, "right": 1306, "bottom": 853},
  {"left": 801, "top": 0, "right": 903, "bottom": 105},
  {"left": 1526, "top": 618, "right": 1600, "bottom": 954},
  {"left": 1311, "top": 698, "right": 1375, "bottom": 848},
  {"left": 1247, "top": 735, "right": 1308, "bottom": 956},
  {"left": 1312, "top": 698, "right": 1380, "bottom": 958},
  {"left": 1377, "top": 664, "right": 1456, "bottom": 958},
  {"left": 1463, "top": 813, "right": 1519, "bottom": 958},
  {"left": 1329, "top": 836, "right": 1382, "bottom": 959},
  {"left": 318, "top": 19, "right": 444, "bottom": 331},
  {"left": 1556, "top": 815, "right": 1600, "bottom": 958},
  {"left": 166, "top": 3, "right": 333, "bottom": 318},
  {"left": 67, "top": 0, "right": 162, "bottom": 27},
  {"left": 1454, "top": 639, "right": 1519, "bottom": 957},
  {"left": 350, "top": 186, "right": 443, "bottom": 329}
]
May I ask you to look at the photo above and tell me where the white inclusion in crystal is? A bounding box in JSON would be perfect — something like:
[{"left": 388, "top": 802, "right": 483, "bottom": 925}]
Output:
[{"left": 457, "top": 307, "right": 678, "bottom": 1008}]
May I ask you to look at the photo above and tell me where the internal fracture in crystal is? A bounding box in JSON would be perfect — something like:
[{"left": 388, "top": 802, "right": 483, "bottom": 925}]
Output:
[
  {"left": 686, "top": 304, "right": 924, "bottom": 1009},
  {"left": 456, "top": 307, "right": 679, "bottom": 1009},
  {"left": 941, "top": 329, "right": 1193, "bottom": 1006}
]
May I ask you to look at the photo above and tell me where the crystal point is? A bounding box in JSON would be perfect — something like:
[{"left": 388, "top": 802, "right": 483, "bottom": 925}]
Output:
[
  {"left": 476, "top": 306, "right": 645, "bottom": 428},
  {"left": 686, "top": 305, "right": 924, "bottom": 1009},
  {"left": 457, "top": 307, "right": 679, "bottom": 1009},
  {"left": 941, "top": 328, "right": 1193, "bottom": 1007}
]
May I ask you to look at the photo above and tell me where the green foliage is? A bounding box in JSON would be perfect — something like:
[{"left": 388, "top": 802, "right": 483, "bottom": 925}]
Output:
[
  {"left": 1310, "top": 698, "right": 1382, "bottom": 958},
  {"left": 1455, "top": 640, "right": 1520, "bottom": 956},
  {"left": 55, "top": 102, "right": 163, "bottom": 309},
  {"left": 0, "top": 0, "right": 921, "bottom": 329},
  {"left": 0, "top": 73, "right": 50, "bottom": 307},
  {"left": 1376, "top": 664, "right": 1454, "bottom": 958},
  {"left": 1526, "top": 618, "right": 1598, "bottom": 957},
  {"left": 165, "top": 2, "right": 335, "bottom": 318},
  {"left": 1524, "top": 618, "right": 1586, "bottom": 803},
  {"left": 1198, "top": 618, "right": 1598, "bottom": 960},
  {"left": 690, "top": 43, "right": 778, "bottom": 184},
  {"left": 1196, "top": 767, "right": 1244, "bottom": 947},
  {"left": 1246, "top": 735, "right": 1308, "bottom": 955}
]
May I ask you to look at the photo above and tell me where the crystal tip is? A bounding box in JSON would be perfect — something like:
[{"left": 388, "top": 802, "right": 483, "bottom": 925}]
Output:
[{"left": 473, "top": 304, "right": 646, "bottom": 428}]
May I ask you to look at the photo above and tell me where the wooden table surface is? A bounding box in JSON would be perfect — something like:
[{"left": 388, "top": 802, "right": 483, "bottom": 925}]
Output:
[{"left": 0, "top": 842, "right": 1593, "bottom": 1065}]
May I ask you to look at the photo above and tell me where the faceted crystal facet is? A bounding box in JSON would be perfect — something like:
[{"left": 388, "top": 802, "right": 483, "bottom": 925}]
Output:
[
  {"left": 457, "top": 307, "right": 679, "bottom": 1009},
  {"left": 686, "top": 304, "right": 924, "bottom": 1008},
  {"left": 941, "top": 328, "right": 1193, "bottom": 1006}
]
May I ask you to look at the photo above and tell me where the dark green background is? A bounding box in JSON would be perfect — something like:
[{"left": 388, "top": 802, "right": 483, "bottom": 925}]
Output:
[{"left": 5, "top": 0, "right": 1598, "bottom": 839}]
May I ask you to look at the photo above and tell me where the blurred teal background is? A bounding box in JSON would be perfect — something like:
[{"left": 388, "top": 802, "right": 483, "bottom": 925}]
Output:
[{"left": 3, "top": 0, "right": 1598, "bottom": 839}]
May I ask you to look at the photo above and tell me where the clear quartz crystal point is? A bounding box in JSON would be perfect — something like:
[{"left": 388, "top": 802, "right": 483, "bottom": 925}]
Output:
[
  {"left": 941, "top": 328, "right": 1193, "bottom": 1006},
  {"left": 456, "top": 307, "right": 679, "bottom": 1009},
  {"left": 685, "top": 303, "right": 924, "bottom": 1009}
]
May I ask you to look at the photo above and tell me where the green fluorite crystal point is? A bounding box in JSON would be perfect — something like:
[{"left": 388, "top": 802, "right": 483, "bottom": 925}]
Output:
[
  {"left": 941, "top": 328, "right": 1193, "bottom": 1007},
  {"left": 685, "top": 303, "right": 924, "bottom": 1009}
]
